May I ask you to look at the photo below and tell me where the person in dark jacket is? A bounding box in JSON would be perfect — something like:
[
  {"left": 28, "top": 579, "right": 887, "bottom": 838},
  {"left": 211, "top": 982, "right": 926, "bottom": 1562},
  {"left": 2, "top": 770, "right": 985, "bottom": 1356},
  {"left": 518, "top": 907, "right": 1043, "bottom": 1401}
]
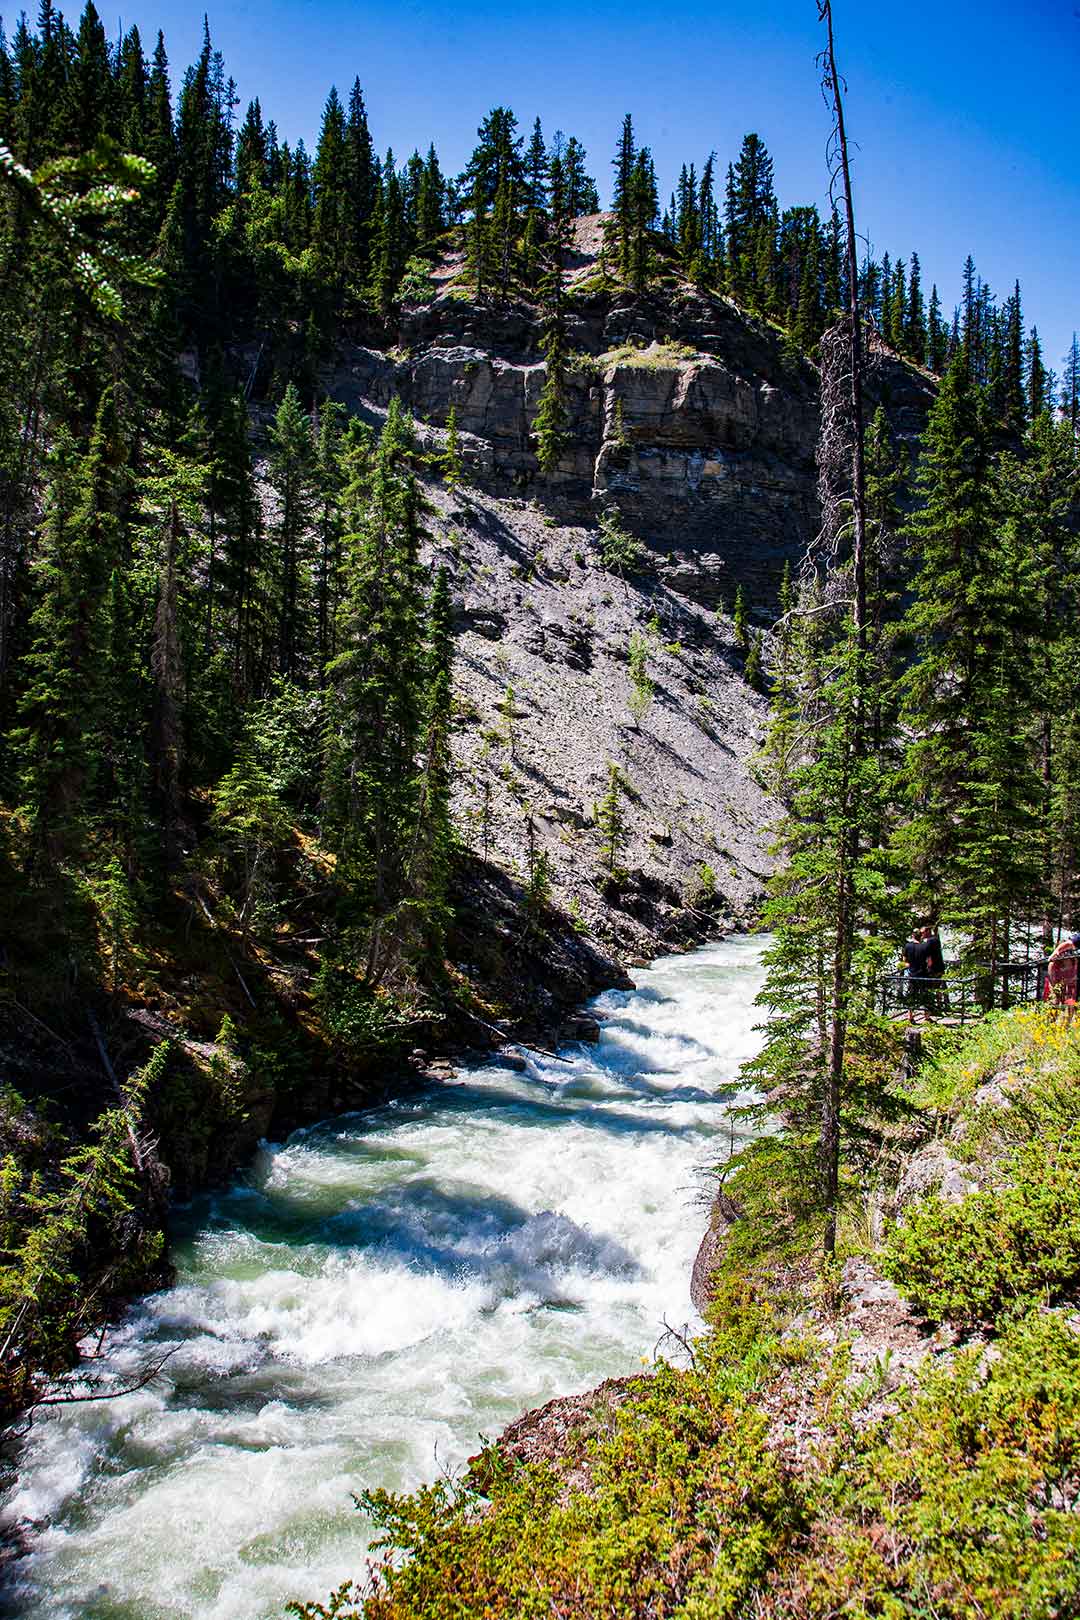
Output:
[
  {"left": 902, "top": 925, "right": 929, "bottom": 1020},
  {"left": 920, "top": 925, "right": 945, "bottom": 1014}
]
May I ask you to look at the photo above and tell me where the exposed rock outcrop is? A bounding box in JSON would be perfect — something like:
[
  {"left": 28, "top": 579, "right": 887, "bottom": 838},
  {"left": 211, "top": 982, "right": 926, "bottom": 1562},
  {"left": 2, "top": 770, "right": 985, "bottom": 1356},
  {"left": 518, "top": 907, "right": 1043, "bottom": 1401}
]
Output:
[{"left": 330, "top": 216, "right": 934, "bottom": 628}]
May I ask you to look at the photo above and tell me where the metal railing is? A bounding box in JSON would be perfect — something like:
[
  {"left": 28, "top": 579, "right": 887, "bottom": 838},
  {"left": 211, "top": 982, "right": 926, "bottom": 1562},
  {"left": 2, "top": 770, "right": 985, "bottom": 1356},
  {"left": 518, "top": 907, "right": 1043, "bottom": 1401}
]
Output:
[{"left": 878, "top": 958, "right": 1050, "bottom": 1026}]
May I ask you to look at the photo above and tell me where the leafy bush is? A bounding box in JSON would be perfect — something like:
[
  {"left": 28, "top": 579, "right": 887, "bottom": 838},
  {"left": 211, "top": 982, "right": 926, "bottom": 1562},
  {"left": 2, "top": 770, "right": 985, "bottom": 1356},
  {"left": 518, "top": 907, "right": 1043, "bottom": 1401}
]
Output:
[
  {"left": 313, "top": 963, "right": 413, "bottom": 1057},
  {"left": 883, "top": 1071, "right": 1080, "bottom": 1326},
  {"left": 395, "top": 256, "right": 435, "bottom": 304},
  {"left": 786, "top": 1313, "right": 1080, "bottom": 1618}
]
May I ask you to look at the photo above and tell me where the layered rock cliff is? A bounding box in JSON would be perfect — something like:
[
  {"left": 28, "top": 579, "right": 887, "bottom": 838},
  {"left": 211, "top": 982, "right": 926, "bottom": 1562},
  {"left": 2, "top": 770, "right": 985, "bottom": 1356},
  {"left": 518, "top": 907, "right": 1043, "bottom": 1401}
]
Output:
[
  {"left": 311, "top": 218, "right": 934, "bottom": 963},
  {"left": 329, "top": 216, "right": 933, "bottom": 618}
]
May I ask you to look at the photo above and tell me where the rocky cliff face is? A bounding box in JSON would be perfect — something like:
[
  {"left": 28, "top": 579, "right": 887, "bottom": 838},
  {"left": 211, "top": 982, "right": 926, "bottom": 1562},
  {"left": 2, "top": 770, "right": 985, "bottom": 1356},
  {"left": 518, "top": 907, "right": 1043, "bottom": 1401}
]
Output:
[
  {"left": 312, "top": 223, "right": 934, "bottom": 961},
  {"left": 329, "top": 216, "right": 933, "bottom": 622}
]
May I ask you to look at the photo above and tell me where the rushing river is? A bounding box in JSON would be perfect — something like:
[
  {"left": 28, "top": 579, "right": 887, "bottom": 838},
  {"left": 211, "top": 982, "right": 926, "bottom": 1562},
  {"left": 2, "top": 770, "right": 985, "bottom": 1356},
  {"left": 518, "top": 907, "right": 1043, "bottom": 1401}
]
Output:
[{"left": 1, "top": 934, "right": 767, "bottom": 1620}]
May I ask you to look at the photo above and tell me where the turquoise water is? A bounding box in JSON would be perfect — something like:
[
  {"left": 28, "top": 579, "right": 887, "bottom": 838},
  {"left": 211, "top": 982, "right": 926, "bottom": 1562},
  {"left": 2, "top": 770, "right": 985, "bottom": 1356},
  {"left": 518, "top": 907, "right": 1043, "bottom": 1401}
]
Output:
[{"left": 1, "top": 935, "right": 767, "bottom": 1620}]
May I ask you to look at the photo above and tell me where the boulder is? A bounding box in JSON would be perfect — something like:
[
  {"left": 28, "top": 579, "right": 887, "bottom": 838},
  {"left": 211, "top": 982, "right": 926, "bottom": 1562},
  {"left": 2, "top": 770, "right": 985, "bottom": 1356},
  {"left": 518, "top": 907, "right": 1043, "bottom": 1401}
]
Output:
[{"left": 561, "top": 1014, "right": 602, "bottom": 1044}]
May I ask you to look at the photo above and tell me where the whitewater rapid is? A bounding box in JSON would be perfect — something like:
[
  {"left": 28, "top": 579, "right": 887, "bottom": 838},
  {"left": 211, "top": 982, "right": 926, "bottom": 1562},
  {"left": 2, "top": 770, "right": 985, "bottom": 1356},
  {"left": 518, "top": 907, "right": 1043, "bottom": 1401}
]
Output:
[{"left": 1, "top": 934, "right": 767, "bottom": 1620}]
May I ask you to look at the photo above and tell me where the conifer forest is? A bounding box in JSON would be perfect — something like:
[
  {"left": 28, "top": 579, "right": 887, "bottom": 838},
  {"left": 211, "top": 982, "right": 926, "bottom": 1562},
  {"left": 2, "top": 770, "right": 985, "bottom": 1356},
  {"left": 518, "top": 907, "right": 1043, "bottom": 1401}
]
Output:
[{"left": 1, "top": 2, "right": 1080, "bottom": 1616}]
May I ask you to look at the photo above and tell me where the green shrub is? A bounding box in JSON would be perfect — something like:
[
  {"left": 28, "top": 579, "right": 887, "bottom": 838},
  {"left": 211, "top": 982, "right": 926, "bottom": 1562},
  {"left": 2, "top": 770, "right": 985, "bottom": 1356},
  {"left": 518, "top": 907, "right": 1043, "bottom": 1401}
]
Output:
[
  {"left": 395, "top": 256, "right": 435, "bottom": 304},
  {"left": 788, "top": 1312, "right": 1080, "bottom": 1618},
  {"left": 882, "top": 1082, "right": 1080, "bottom": 1326},
  {"left": 313, "top": 964, "right": 413, "bottom": 1057}
]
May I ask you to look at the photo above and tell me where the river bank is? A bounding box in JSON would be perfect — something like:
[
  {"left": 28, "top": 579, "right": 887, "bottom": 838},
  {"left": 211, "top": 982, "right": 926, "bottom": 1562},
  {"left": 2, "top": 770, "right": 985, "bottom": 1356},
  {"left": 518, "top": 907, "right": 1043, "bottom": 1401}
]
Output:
[
  {"left": 326, "top": 1001, "right": 1080, "bottom": 1620},
  {"left": 0, "top": 935, "right": 768, "bottom": 1619}
]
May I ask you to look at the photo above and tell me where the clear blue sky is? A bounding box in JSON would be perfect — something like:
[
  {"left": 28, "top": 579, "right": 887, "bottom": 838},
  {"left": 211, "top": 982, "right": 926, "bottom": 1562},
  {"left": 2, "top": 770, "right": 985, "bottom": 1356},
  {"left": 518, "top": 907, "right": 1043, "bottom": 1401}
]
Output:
[{"left": 123, "top": 0, "right": 1079, "bottom": 372}]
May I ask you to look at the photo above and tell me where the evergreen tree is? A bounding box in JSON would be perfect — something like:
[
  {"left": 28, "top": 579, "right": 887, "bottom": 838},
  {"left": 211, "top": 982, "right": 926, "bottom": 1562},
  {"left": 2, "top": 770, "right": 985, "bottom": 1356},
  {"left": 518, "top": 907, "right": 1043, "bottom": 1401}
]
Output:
[
  {"left": 370, "top": 151, "right": 407, "bottom": 314},
  {"left": 416, "top": 145, "right": 445, "bottom": 250},
  {"left": 1027, "top": 327, "right": 1049, "bottom": 420},
  {"left": 610, "top": 114, "right": 636, "bottom": 277},
  {"left": 414, "top": 564, "right": 455, "bottom": 955},
  {"left": 927, "top": 283, "right": 947, "bottom": 373},
  {"left": 899, "top": 357, "right": 1044, "bottom": 963},
  {"left": 724, "top": 133, "right": 776, "bottom": 306},
  {"left": 323, "top": 399, "right": 430, "bottom": 982},
  {"left": 1061, "top": 334, "right": 1080, "bottom": 436},
  {"left": 312, "top": 86, "right": 350, "bottom": 298},
  {"left": 905, "top": 251, "right": 927, "bottom": 364},
  {"left": 1000, "top": 281, "right": 1026, "bottom": 435},
  {"left": 533, "top": 148, "right": 573, "bottom": 474},
  {"left": 562, "top": 134, "right": 597, "bottom": 215},
  {"left": 344, "top": 79, "right": 378, "bottom": 281},
  {"left": 627, "top": 148, "right": 658, "bottom": 292},
  {"left": 441, "top": 404, "right": 464, "bottom": 491},
  {"left": 313, "top": 401, "right": 347, "bottom": 678},
  {"left": 267, "top": 384, "right": 316, "bottom": 680},
  {"left": 11, "top": 394, "right": 129, "bottom": 852}
]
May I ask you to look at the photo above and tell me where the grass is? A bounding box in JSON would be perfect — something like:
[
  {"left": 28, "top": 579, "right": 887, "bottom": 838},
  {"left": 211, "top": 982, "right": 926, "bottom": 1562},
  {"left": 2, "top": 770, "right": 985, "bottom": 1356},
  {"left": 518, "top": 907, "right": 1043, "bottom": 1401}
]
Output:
[{"left": 598, "top": 339, "right": 700, "bottom": 370}]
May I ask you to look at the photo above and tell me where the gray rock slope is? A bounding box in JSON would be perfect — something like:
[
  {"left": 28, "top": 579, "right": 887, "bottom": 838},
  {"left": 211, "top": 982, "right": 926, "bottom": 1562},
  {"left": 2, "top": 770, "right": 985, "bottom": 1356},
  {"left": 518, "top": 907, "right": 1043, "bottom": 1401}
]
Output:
[{"left": 426, "top": 478, "right": 774, "bottom": 954}]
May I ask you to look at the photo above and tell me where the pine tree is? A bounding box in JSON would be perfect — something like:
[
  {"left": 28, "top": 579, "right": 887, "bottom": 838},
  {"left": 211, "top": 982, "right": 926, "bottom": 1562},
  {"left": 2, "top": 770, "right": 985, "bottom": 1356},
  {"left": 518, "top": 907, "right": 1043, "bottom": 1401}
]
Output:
[
  {"left": 927, "top": 284, "right": 947, "bottom": 373},
  {"left": 63, "top": 0, "right": 113, "bottom": 151},
  {"left": 899, "top": 356, "right": 1044, "bottom": 964},
  {"left": 905, "top": 251, "right": 927, "bottom": 364},
  {"left": 1000, "top": 281, "right": 1026, "bottom": 435},
  {"left": 267, "top": 384, "right": 315, "bottom": 680},
  {"left": 466, "top": 167, "right": 494, "bottom": 300},
  {"left": 594, "top": 762, "right": 627, "bottom": 878},
  {"left": 144, "top": 30, "right": 175, "bottom": 212},
  {"left": 344, "top": 79, "right": 378, "bottom": 282},
  {"left": 370, "top": 152, "right": 407, "bottom": 315},
  {"left": 323, "top": 399, "right": 429, "bottom": 982},
  {"left": 725, "top": 133, "right": 776, "bottom": 306},
  {"left": 1027, "top": 327, "right": 1049, "bottom": 420},
  {"left": 533, "top": 149, "right": 572, "bottom": 474},
  {"left": 1061, "top": 334, "right": 1080, "bottom": 436},
  {"left": 313, "top": 401, "right": 347, "bottom": 678},
  {"left": 557, "top": 133, "right": 594, "bottom": 216},
  {"left": 11, "top": 393, "right": 129, "bottom": 852},
  {"left": 312, "top": 86, "right": 350, "bottom": 299},
  {"left": 441, "top": 404, "right": 464, "bottom": 491},
  {"left": 627, "top": 148, "right": 658, "bottom": 293},
  {"left": 610, "top": 114, "right": 636, "bottom": 278},
  {"left": 733, "top": 583, "right": 749, "bottom": 650},
  {"left": 416, "top": 145, "right": 445, "bottom": 250},
  {"left": 413, "top": 564, "right": 455, "bottom": 956}
]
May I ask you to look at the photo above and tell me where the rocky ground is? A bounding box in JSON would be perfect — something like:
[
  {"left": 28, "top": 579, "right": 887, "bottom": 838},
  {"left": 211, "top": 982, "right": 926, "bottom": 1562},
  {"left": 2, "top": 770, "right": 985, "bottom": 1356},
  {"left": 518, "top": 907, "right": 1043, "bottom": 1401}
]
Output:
[{"left": 431, "top": 477, "right": 775, "bottom": 955}]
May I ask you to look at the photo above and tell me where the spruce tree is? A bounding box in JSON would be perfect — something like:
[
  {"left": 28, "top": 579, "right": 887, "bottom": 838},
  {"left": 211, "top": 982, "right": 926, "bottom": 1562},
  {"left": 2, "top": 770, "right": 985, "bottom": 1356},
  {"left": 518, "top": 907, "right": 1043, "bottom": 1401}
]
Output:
[
  {"left": 1061, "top": 334, "right": 1080, "bottom": 436},
  {"left": 414, "top": 564, "right": 455, "bottom": 957},
  {"left": 905, "top": 251, "right": 927, "bottom": 364},
  {"left": 900, "top": 356, "right": 1044, "bottom": 964},
  {"left": 12, "top": 393, "right": 128, "bottom": 853},
  {"left": 323, "top": 399, "right": 429, "bottom": 982},
  {"left": 267, "top": 384, "right": 316, "bottom": 681},
  {"left": 1027, "top": 327, "right": 1049, "bottom": 420},
  {"left": 610, "top": 114, "right": 636, "bottom": 278},
  {"left": 533, "top": 150, "right": 572, "bottom": 475}
]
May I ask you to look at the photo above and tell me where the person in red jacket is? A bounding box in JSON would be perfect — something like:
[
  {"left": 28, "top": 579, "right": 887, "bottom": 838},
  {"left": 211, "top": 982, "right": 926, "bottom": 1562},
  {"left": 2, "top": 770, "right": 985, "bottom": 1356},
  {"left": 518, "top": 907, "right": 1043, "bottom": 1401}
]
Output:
[{"left": 1045, "top": 937, "right": 1078, "bottom": 1022}]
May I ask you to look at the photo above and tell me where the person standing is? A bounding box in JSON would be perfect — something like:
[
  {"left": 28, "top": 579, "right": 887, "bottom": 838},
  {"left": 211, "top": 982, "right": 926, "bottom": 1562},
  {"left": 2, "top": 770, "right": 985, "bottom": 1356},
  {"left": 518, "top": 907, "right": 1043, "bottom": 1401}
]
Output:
[
  {"left": 1045, "top": 937, "right": 1078, "bottom": 1023},
  {"left": 921, "top": 925, "right": 945, "bottom": 1013},
  {"left": 902, "top": 925, "right": 929, "bottom": 1020}
]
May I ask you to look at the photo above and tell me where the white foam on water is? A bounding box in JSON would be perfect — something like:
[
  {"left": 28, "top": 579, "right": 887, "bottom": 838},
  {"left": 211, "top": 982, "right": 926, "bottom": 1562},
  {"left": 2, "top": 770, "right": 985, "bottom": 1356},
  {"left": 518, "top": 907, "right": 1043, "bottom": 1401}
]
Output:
[{"left": 0, "top": 934, "right": 768, "bottom": 1620}]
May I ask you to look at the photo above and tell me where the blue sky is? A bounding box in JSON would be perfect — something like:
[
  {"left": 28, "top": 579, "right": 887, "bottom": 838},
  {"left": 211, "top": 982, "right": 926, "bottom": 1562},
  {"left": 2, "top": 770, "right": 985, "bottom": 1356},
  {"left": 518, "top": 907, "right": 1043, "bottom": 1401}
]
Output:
[{"left": 123, "top": 0, "right": 1078, "bottom": 372}]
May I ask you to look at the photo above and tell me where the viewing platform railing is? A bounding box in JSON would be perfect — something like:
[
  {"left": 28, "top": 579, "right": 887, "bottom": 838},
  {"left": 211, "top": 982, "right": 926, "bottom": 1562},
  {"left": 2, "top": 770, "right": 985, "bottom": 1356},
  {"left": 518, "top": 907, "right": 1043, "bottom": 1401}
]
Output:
[{"left": 878, "top": 958, "right": 1050, "bottom": 1027}]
